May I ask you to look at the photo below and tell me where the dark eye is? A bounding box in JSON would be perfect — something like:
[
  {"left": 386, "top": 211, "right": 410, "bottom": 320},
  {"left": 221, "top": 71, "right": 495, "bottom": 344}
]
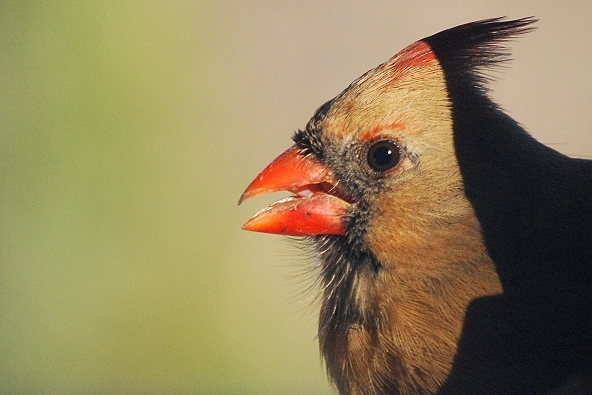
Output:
[{"left": 366, "top": 139, "right": 401, "bottom": 172}]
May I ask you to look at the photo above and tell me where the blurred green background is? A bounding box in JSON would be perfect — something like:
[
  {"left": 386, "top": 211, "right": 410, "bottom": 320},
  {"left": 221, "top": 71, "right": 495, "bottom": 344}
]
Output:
[{"left": 1, "top": 2, "right": 590, "bottom": 395}]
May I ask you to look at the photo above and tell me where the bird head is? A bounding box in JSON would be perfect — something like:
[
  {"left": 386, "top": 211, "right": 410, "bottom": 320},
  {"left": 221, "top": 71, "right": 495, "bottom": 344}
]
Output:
[
  {"left": 239, "top": 38, "right": 470, "bottom": 264},
  {"left": 239, "top": 17, "right": 540, "bottom": 395}
]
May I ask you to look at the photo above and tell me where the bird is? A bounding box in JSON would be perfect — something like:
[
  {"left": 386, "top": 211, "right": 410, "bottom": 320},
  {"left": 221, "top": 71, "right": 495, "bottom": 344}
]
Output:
[{"left": 239, "top": 18, "right": 592, "bottom": 395}]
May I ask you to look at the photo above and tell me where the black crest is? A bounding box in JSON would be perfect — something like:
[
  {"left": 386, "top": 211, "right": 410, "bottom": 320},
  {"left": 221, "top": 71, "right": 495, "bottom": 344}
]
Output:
[{"left": 424, "top": 17, "right": 537, "bottom": 89}]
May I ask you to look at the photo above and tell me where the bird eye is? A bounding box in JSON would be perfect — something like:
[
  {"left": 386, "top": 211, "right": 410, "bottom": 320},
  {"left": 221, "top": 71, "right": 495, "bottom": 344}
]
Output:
[{"left": 366, "top": 139, "right": 401, "bottom": 172}]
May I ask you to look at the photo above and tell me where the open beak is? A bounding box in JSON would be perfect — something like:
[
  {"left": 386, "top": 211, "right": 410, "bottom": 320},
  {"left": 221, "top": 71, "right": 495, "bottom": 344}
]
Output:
[{"left": 238, "top": 145, "right": 350, "bottom": 236}]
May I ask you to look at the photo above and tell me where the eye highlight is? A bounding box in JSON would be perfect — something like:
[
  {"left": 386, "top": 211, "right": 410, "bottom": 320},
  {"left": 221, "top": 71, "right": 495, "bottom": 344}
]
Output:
[{"left": 366, "top": 139, "right": 401, "bottom": 172}]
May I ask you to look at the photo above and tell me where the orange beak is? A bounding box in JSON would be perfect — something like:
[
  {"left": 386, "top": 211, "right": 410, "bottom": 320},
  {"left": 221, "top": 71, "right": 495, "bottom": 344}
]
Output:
[{"left": 239, "top": 145, "right": 350, "bottom": 236}]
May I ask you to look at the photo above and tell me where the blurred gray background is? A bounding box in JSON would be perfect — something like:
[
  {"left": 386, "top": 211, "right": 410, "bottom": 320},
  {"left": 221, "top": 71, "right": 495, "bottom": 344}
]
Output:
[{"left": 1, "top": 2, "right": 590, "bottom": 394}]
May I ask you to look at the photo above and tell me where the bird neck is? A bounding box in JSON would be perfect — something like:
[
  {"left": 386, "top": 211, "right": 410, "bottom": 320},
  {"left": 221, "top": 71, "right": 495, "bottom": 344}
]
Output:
[{"left": 313, "top": 213, "right": 502, "bottom": 395}]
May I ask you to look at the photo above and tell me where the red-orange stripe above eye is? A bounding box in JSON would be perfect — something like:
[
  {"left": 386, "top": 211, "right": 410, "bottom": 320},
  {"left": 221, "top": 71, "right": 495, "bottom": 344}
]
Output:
[{"left": 361, "top": 122, "right": 405, "bottom": 141}]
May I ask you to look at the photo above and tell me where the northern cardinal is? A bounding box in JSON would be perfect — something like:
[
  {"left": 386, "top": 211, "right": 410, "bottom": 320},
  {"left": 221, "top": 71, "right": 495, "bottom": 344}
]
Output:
[{"left": 239, "top": 18, "right": 592, "bottom": 395}]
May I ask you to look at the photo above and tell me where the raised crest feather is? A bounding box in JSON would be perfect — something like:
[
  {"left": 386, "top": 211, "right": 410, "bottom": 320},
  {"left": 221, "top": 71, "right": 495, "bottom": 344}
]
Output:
[{"left": 424, "top": 17, "right": 537, "bottom": 87}]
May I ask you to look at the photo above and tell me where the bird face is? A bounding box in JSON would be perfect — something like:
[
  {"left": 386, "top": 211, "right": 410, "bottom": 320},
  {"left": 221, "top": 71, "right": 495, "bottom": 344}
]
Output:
[
  {"left": 241, "top": 41, "right": 464, "bottom": 253},
  {"left": 238, "top": 18, "right": 556, "bottom": 395},
  {"left": 240, "top": 41, "right": 490, "bottom": 281}
]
